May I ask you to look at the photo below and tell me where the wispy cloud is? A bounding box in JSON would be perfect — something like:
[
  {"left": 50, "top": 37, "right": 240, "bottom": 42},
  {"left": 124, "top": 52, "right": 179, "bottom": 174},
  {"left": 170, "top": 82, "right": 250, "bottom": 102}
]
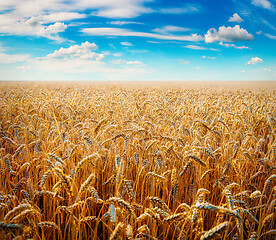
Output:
[
  {"left": 147, "top": 41, "right": 162, "bottom": 44},
  {"left": 82, "top": 27, "right": 203, "bottom": 42},
  {"left": 185, "top": 45, "right": 206, "bottom": 50},
  {"left": 127, "top": 49, "right": 148, "bottom": 54},
  {"left": 205, "top": 25, "right": 254, "bottom": 43},
  {"left": 184, "top": 45, "right": 218, "bottom": 51},
  {"left": 0, "top": 0, "right": 153, "bottom": 41},
  {"left": 252, "top": 0, "right": 274, "bottom": 10},
  {"left": 0, "top": 0, "right": 153, "bottom": 19},
  {"left": 126, "top": 61, "right": 144, "bottom": 66},
  {"left": 219, "top": 42, "right": 250, "bottom": 49},
  {"left": 41, "top": 12, "right": 87, "bottom": 23},
  {"left": 202, "top": 56, "right": 216, "bottom": 59},
  {"left": 90, "top": 2, "right": 152, "bottom": 18},
  {"left": 113, "top": 52, "right": 122, "bottom": 57},
  {"left": 120, "top": 42, "right": 133, "bottom": 46},
  {"left": 110, "top": 59, "right": 126, "bottom": 64},
  {"left": 153, "top": 25, "right": 191, "bottom": 34},
  {"left": 111, "top": 59, "right": 144, "bottom": 66},
  {"left": 160, "top": 4, "right": 201, "bottom": 14},
  {"left": 109, "top": 21, "right": 143, "bottom": 25},
  {"left": 261, "top": 19, "right": 276, "bottom": 30},
  {"left": 264, "top": 33, "right": 276, "bottom": 39}
]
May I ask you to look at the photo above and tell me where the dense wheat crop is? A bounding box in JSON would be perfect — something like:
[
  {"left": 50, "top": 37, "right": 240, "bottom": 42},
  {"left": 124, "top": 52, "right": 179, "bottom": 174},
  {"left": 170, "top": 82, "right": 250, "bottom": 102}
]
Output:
[{"left": 0, "top": 83, "right": 275, "bottom": 240}]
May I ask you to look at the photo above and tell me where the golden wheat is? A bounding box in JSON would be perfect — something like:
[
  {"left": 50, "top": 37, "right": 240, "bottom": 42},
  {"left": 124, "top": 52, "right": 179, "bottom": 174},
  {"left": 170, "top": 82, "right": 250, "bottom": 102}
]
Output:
[{"left": 0, "top": 83, "right": 275, "bottom": 240}]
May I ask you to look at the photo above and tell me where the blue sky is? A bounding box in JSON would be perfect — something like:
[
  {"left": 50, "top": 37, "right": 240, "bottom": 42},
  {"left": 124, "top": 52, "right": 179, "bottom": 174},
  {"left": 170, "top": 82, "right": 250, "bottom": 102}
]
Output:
[{"left": 0, "top": 0, "right": 275, "bottom": 81}]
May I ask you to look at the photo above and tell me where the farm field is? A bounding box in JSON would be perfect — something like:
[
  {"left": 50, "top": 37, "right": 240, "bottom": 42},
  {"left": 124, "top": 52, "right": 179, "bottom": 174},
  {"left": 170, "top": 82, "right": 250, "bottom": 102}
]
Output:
[{"left": 0, "top": 81, "right": 276, "bottom": 240}]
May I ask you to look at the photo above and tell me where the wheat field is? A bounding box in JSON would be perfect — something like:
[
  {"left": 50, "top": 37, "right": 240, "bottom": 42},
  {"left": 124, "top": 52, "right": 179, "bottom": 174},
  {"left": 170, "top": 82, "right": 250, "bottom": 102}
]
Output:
[{"left": 0, "top": 82, "right": 275, "bottom": 240}]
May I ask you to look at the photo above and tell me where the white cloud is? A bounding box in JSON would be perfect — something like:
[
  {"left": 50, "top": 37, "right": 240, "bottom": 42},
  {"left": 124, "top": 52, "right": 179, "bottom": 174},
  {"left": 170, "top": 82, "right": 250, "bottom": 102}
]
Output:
[
  {"left": 127, "top": 49, "right": 148, "bottom": 54},
  {"left": 147, "top": 41, "right": 161, "bottom": 44},
  {"left": 0, "top": 14, "right": 67, "bottom": 41},
  {"left": 247, "top": 57, "right": 263, "bottom": 64},
  {"left": 120, "top": 42, "right": 133, "bottom": 46},
  {"left": 241, "top": 70, "right": 246, "bottom": 73},
  {"left": 184, "top": 45, "right": 218, "bottom": 51},
  {"left": 89, "top": 1, "right": 152, "bottom": 18},
  {"left": 185, "top": 45, "right": 206, "bottom": 50},
  {"left": 153, "top": 25, "right": 191, "bottom": 34},
  {"left": 219, "top": 42, "right": 250, "bottom": 49},
  {"left": 31, "top": 41, "right": 147, "bottom": 80},
  {"left": 110, "top": 59, "right": 126, "bottom": 64},
  {"left": 160, "top": 4, "right": 200, "bottom": 14},
  {"left": 252, "top": 0, "right": 273, "bottom": 10},
  {"left": 0, "top": 0, "right": 152, "bottom": 19},
  {"left": 82, "top": 27, "right": 203, "bottom": 41},
  {"left": 228, "top": 13, "right": 244, "bottom": 23},
  {"left": 110, "top": 59, "right": 144, "bottom": 66},
  {"left": 264, "top": 68, "right": 271, "bottom": 71},
  {"left": 126, "top": 61, "right": 144, "bottom": 65},
  {"left": 265, "top": 33, "right": 276, "bottom": 39},
  {"left": 42, "top": 12, "right": 87, "bottom": 23},
  {"left": 109, "top": 21, "right": 143, "bottom": 25},
  {"left": 262, "top": 19, "right": 276, "bottom": 30},
  {"left": 0, "top": 40, "right": 148, "bottom": 80},
  {"left": 0, "top": 52, "right": 30, "bottom": 64},
  {"left": 113, "top": 53, "right": 122, "bottom": 57},
  {"left": 0, "top": 0, "right": 153, "bottom": 40},
  {"left": 256, "top": 31, "right": 262, "bottom": 35},
  {"left": 202, "top": 56, "right": 215, "bottom": 59},
  {"left": 205, "top": 25, "right": 254, "bottom": 43},
  {"left": 42, "top": 41, "right": 104, "bottom": 61},
  {"left": 68, "top": 22, "right": 89, "bottom": 27}
]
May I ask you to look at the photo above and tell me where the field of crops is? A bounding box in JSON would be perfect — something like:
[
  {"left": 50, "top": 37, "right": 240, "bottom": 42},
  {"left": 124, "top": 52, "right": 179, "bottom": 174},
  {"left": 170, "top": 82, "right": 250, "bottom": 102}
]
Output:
[{"left": 0, "top": 82, "right": 275, "bottom": 240}]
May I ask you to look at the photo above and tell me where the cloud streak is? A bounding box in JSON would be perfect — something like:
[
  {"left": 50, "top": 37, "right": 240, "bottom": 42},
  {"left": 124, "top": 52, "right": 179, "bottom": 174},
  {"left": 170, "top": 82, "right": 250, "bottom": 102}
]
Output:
[
  {"left": 184, "top": 45, "right": 218, "bottom": 51},
  {"left": 265, "top": 33, "right": 276, "bottom": 39},
  {"left": 120, "top": 42, "right": 133, "bottom": 46},
  {"left": 219, "top": 42, "right": 250, "bottom": 49},
  {"left": 82, "top": 27, "right": 203, "bottom": 41},
  {"left": 160, "top": 4, "right": 201, "bottom": 14},
  {"left": 153, "top": 25, "right": 191, "bottom": 34},
  {"left": 252, "top": 0, "right": 274, "bottom": 10}
]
